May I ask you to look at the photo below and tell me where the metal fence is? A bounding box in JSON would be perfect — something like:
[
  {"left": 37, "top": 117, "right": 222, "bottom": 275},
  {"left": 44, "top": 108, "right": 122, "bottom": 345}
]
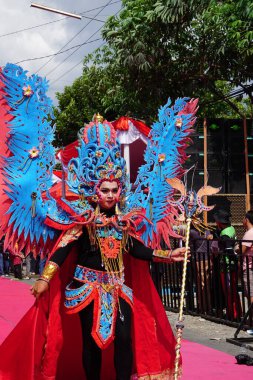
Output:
[{"left": 152, "top": 239, "right": 253, "bottom": 329}]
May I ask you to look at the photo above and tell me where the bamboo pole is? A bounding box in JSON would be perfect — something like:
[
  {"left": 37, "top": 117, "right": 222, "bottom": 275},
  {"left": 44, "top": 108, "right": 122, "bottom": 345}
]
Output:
[{"left": 173, "top": 217, "right": 191, "bottom": 379}]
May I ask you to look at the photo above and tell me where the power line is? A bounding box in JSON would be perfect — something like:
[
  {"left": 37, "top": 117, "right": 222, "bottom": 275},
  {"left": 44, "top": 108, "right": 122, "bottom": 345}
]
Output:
[
  {"left": 36, "top": 0, "right": 115, "bottom": 74},
  {"left": 50, "top": 42, "right": 106, "bottom": 85},
  {"left": 0, "top": 18, "right": 67, "bottom": 38},
  {"left": 14, "top": 38, "right": 102, "bottom": 64},
  {"left": 45, "top": 24, "right": 105, "bottom": 77},
  {"left": 0, "top": 1, "right": 121, "bottom": 38},
  {"left": 49, "top": 6, "right": 122, "bottom": 85},
  {"left": 80, "top": 1, "right": 121, "bottom": 14},
  {"left": 205, "top": 84, "right": 253, "bottom": 105}
]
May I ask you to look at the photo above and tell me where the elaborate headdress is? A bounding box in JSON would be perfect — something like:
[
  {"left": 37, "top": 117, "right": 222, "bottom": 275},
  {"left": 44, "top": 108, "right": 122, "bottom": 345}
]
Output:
[{"left": 66, "top": 114, "right": 130, "bottom": 206}]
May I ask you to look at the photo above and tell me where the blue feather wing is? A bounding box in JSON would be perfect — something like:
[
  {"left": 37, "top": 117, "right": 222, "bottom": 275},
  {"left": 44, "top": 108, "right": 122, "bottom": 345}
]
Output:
[
  {"left": 127, "top": 97, "right": 198, "bottom": 248},
  {"left": 0, "top": 63, "right": 73, "bottom": 254}
]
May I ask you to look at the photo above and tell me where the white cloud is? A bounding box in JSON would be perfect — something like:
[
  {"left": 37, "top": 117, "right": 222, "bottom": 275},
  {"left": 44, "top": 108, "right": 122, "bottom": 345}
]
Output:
[{"left": 0, "top": 0, "right": 121, "bottom": 104}]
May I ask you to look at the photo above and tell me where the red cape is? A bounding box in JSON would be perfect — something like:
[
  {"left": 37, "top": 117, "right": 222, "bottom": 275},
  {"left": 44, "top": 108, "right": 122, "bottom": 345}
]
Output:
[{"left": 0, "top": 248, "right": 181, "bottom": 380}]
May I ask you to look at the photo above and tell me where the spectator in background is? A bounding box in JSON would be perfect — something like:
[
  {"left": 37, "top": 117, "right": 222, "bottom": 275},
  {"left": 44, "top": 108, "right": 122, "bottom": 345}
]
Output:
[
  {"left": 3, "top": 248, "right": 10, "bottom": 276},
  {"left": 30, "top": 253, "right": 36, "bottom": 275},
  {"left": 0, "top": 238, "right": 10, "bottom": 277},
  {"left": 235, "top": 210, "right": 253, "bottom": 334},
  {"left": 39, "top": 252, "right": 48, "bottom": 275},
  {"left": 190, "top": 227, "right": 212, "bottom": 313},
  {"left": 30, "top": 253, "right": 40, "bottom": 275},
  {"left": 30, "top": 246, "right": 48, "bottom": 276},
  {"left": 10, "top": 243, "right": 24, "bottom": 280},
  {"left": 210, "top": 209, "right": 241, "bottom": 320},
  {"left": 23, "top": 252, "right": 32, "bottom": 280}
]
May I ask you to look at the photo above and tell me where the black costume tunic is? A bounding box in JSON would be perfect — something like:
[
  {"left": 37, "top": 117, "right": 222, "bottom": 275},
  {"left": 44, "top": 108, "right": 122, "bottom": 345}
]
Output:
[
  {"left": 50, "top": 209, "right": 154, "bottom": 270},
  {"left": 48, "top": 209, "right": 155, "bottom": 380}
]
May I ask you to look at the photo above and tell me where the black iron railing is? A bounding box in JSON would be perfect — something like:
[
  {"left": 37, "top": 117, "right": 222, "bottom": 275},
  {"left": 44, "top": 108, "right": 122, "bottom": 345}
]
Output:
[{"left": 152, "top": 239, "right": 253, "bottom": 329}]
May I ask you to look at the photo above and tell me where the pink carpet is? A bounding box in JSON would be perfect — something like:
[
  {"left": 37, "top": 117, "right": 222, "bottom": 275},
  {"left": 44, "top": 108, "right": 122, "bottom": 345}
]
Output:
[
  {"left": 0, "top": 277, "right": 34, "bottom": 343},
  {"left": 181, "top": 340, "right": 252, "bottom": 379},
  {"left": 0, "top": 277, "right": 252, "bottom": 379}
]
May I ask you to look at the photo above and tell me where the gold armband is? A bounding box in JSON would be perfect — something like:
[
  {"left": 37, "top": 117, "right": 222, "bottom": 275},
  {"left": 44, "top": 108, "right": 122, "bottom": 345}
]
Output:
[
  {"left": 40, "top": 261, "right": 59, "bottom": 283},
  {"left": 153, "top": 249, "right": 173, "bottom": 262}
]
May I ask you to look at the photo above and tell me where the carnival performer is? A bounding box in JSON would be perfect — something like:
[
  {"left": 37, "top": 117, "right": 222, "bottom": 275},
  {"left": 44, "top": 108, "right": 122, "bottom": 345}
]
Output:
[
  {"left": 31, "top": 176, "right": 187, "bottom": 380},
  {"left": 0, "top": 63, "right": 198, "bottom": 380}
]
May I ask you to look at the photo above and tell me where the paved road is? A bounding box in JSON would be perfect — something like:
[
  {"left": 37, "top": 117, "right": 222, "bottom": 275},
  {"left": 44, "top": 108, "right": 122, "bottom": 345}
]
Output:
[{"left": 167, "top": 311, "right": 253, "bottom": 357}]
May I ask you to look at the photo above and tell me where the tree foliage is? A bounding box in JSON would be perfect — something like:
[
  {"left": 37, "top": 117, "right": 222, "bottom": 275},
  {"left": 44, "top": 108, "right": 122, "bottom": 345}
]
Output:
[{"left": 54, "top": 0, "right": 253, "bottom": 145}]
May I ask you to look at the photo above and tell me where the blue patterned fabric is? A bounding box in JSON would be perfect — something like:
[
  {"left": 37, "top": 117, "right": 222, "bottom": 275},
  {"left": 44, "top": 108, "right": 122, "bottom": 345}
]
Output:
[
  {"left": 98, "top": 287, "right": 115, "bottom": 342},
  {"left": 73, "top": 265, "right": 126, "bottom": 286},
  {"left": 95, "top": 223, "right": 123, "bottom": 240},
  {"left": 121, "top": 284, "right": 133, "bottom": 304},
  {"left": 65, "top": 283, "right": 93, "bottom": 308},
  {"left": 64, "top": 266, "right": 133, "bottom": 346}
]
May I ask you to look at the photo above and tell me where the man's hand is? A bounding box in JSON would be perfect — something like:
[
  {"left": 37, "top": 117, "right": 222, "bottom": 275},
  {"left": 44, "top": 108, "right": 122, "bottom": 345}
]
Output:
[
  {"left": 234, "top": 243, "right": 240, "bottom": 253},
  {"left": 30, "top": 279, "right": 49, "bottom": 299},
  {"left": 171, "top": 247, "right": 190, "bottom": 262}
]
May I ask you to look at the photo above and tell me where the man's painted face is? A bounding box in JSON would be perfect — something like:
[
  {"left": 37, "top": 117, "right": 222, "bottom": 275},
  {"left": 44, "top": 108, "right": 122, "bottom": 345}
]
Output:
[{"left": 97, "top": 180, "right": 120, "bottom": 210}]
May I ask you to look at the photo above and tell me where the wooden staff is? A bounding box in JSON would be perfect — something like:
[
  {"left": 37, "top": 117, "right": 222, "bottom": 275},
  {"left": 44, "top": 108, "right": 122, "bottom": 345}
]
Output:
[{"left": 173, "top": 217, "right": 191, "bottom": 379}]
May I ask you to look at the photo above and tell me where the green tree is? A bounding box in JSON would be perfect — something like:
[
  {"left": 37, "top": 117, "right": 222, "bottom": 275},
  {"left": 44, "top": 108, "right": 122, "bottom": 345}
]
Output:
[
  {"left": 55, "top": 0, "right": 253, "bottom": 143},
  {"left": 101, "top": 0, "right": 253, "bottom": 114}
]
